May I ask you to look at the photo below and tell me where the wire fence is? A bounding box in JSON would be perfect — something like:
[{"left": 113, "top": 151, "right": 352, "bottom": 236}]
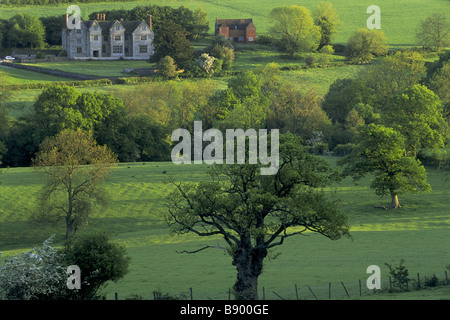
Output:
[{"left": 108, "top": 270, "right": 449, "bottom": 300}]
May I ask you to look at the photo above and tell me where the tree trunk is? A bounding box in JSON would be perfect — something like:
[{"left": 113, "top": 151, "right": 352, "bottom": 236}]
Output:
[
  {"left": 66, "top": 186, "right": 74, "bottom": 239},
  {"left": 232, "top": 243, "right": 267, "bottom": 300},
  {"left": 65, "top": 215, "right": 73, "bottom": 239},
  {"left": 390, "top": 194, "right": 401, "bottom": 209}
]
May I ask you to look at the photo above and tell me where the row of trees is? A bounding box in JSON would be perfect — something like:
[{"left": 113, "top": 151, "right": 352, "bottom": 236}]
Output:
[
  {"left": 2, "top": 49, "right": 447, "bottom": 168},
  {"left": 0, "top": 85, "right": 170, "bottom": 168}
]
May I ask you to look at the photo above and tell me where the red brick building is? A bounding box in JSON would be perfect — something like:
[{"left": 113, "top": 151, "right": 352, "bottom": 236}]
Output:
[{"left": 215, "top": 18, "right": 256, "bottom": 44}]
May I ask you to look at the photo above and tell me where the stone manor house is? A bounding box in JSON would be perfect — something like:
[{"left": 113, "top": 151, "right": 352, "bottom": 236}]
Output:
[{"left": 62, "top": 13, "right": 154, "bottom": 59}]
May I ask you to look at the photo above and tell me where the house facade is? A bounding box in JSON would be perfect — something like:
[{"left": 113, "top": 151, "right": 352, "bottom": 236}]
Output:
[
  {"left": 215, "top": 18, "right": 256, "bottom": 44},
  {"left": 62, "top": 13, "right": 154, "bottom": 59}
]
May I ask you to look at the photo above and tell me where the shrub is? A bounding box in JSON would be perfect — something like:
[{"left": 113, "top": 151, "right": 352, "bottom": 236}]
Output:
[
  {"left": 0, "top": 236, "right": 67, "bottom": 300},
  {"left": 424, "top": 275, "right": 439, "bottom": 287},
  {"left": 346, "top": 28, "right": 388, "bottom": 63},
  {"left": 385, "top": 259, "right": 410, "bottom": 291},
  {"left": 255, "top": 35, "right": 274, "bottom": 45},
  {"left": 319, "top": 45, "right": 335, "bottom": 65},
  {"left": 62, "top": 233, "right": 130, "bottom": 300},
  {"left": 333, "top": 143, "right": 356, "bottom": 156},
  {"left": 35, "top": 51, "right": 46, "bottom": 59},
  {"left": 157, "top": 56, "right": 177, "bottom": 79},
  {"left": 305, "top": 54, "right": 317, "bottom": 67}
]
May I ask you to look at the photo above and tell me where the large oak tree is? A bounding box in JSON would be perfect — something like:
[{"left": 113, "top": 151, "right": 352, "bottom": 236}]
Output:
[
  {"left": 338, "top": 124, "right": 431, "bottom": 209},
  {"left": 166, "top": 133, "right": 350, "bottom": 300}
]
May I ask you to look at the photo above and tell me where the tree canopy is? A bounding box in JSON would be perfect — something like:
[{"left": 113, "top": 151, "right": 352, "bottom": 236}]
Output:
[
  {"left": 166, "top": 133, "right": 350, "bottom": 299},
  {"left": 338, "top": 123, "right": 431, "bottom": 209},
  {"left": 314, "top": 1, "right": 340, "bottom": 49},
  {"left": 4, "top": 13, "right": 45, "bottom": 48},
  {"left": 32, "top": 129, "right": 118, "bottom": 238},
  {"left": 345, "top": 28, "right": 388, "bottom": 63},
  {"left": 269, "top": 5, "right": 321, "bottom": 56},
  {"left": 416, "top": 13, "right": 450, "bottom": 53}
]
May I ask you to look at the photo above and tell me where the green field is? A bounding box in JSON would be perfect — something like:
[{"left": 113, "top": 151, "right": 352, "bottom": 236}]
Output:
[
  {"left": 0, "top": 65, "right": 72, "bottom": 84},
  {"left": 21, "top": 60, "right": 156, "bottom": 77},
  {"left": 1, "top": 158, "right": 449, "bottom": 300},
  {"left": 0, "top": 0, "right": 449, "bottom": 46}
]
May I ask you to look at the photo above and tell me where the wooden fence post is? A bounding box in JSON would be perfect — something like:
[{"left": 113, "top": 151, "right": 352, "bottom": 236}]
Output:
[
  {"left": 262, "top": 287, "right": 265, "bottom": 300},
  {"left": 341, "top": 281, "right": 350, "bottom": 297},
  {"left": 308, "top": 286, "right": 318, "bottom": 300},
  {"left": 417, "top": 273, "right": 421, "bottom": 288},
  {"left": 329, "top": 282, "right": 331, "bottom": 299},
  {"left": 359, "top": 279, "right": 362, "bottom": 296},
  {"left": 190, "top": 287, "right": 193, "bottom": 300},
  {"left": 115, "top": 292, "right": 118, "bottom": 300},
  {"left": 295, "top": 284, "right": 299, "bottom": 300},
  {"left": 445, "top": 271, "right": 448, "bottom": 285}
]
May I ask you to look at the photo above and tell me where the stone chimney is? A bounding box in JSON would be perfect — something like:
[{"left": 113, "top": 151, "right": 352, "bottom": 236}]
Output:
[
  {"left": 62, "top": 13, "right": 69, "bottom": 29},
  {"left": 147, "top": 14, "right": 152, "bottom": 30}
]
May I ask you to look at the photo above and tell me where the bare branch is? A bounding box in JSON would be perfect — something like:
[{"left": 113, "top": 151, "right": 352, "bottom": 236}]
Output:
[{"left": 176, "top": 245, "right": 227, "bottom": 254}]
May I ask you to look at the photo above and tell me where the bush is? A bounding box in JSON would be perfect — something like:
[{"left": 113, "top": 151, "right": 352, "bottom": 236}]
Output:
[
  {"left": 63, "top": 233, "right": 130, "bottom": 300},
  {"left": 333, "top": 43, "right": 346, "bottom": 54},
  {"left": 346, "top": 28, "right": 388, "bottom": 63},
  {"left": 305, "top": 54, "right": 317, "bottom": 67},
  {"left": 319, "top": 45, "right": 335, "bottom": 65},
  {"left": 157, "top": 55, "right": 177, "bottom": 79},
  {"left": 333, "top": 143, "right": 356, "bottom": 156},
  {"left": 309, "top": 142, "right": 329, "bottom": 155},
  {"left": 385, "top": 259, "right": 410, "bottom": 291},
  {"left": 424, "top": 275, "right": 439, "bottom": 287},
  {"left": 0, "top": 236, "right": 67, "bottom": 300},
  {"left": 116, "top": 77, "right": 158, "bottom": 85},
  {"left": 280, "top": 65, "right": 303, "bottom": 71},
  {"left": 256, "top": 35, "right": 274, "bottom": 45},
  {"left": 35, "top": 51, "right": 46, "bottom": 59}
]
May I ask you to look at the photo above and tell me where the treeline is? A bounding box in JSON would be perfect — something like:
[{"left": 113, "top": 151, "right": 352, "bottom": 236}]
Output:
[
  {"left": 0, "top": 5, "right": 208, "bottom": 49},
  {"left": 1, "top": 49, "right": 448, "bottom": 169},
  {"left": 0, "top": 0, "right": 148, "bottom": 6}
]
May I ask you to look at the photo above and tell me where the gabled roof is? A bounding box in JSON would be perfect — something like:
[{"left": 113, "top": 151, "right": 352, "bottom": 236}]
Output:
[
  {"left": 78, "top": 19, "right": 150, "bottom": 35},
  {"left": 99, "top": 20, "right": 121, "bottom": 35},
  {"left": 120, "top": 21, "right": 146, "bottom": 34},
  {"left": 82, "top": 20, "right": 97, "bottom": 30},
  {"left": 216, "top": 19, "right": 254, "bottom": 29}
]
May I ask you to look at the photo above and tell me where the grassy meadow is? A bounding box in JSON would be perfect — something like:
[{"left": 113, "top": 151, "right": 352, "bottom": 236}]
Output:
[
  {"left": 21, "top": 60, "right": 156, "bottom": 77},
  {"left": 0, "top": 158, "right": 449, "bottom": 300}
]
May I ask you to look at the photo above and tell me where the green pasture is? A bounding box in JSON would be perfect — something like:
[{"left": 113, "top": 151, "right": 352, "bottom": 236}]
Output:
[
  {"left": 0, "top": 157, "right": 449, "bottom": 300},
  {"left": 21, "top": 60, "right": 156, "bottom": 77},
  {"left": 0, "top": 65, "right": 72, "bottom": 84},
  {"left": 0, "top": 0, "right": 449, "bottom": 46}
]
